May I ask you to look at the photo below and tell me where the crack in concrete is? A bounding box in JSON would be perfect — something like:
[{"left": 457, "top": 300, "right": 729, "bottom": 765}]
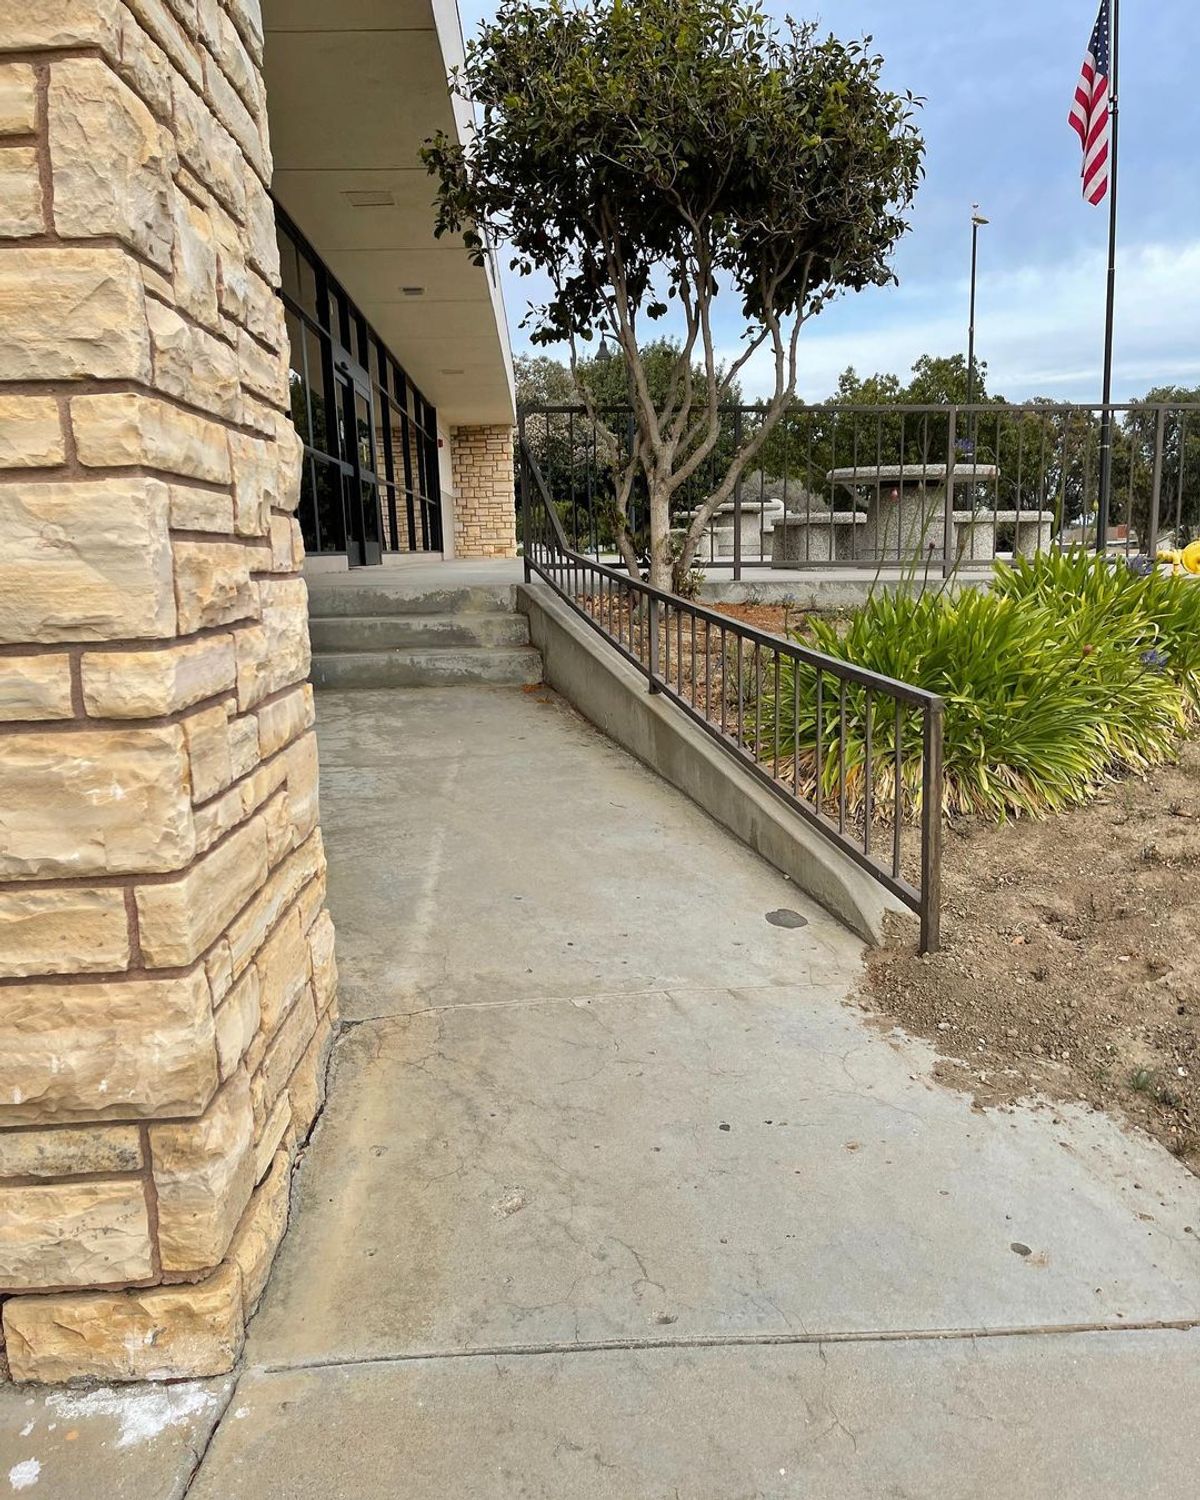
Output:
[{"left": 247, "top": 1316, "right": 1200, "bottom": 1379}]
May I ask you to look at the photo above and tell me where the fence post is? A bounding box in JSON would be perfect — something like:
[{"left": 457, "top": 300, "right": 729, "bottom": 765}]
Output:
[
  {"left": 1147, "top": 405, "right": 1166, "bottom": 560},
  {"left": 920, "top": 698, "right": 944, "bottom": 954},
  {"left": 733, "top": 408, "right": 743, "bottom": 582},
  {"left": 942, "top": 408, "right": 957, "bottom": 580},
  {"left": 518, "top": 413, "right": 532, "bottom": 583},
  {"left": 647, "top": 593, "right": 661, "bottom": 691}
]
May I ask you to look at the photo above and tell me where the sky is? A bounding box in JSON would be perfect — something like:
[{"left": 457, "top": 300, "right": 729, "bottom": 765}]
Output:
[{"left": 456, "top": 0, "right": 1200, "bottom": 404}]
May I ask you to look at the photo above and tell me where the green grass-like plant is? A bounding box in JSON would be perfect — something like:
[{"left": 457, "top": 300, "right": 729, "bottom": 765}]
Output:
[{"left": 756, "top": 552, "right": 1200, "bottom": 821}]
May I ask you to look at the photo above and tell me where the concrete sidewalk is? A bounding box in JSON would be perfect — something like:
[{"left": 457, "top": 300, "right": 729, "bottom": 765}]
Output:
[{"left": 5, "top": 685, "right": 1200, "bottom": 1498}]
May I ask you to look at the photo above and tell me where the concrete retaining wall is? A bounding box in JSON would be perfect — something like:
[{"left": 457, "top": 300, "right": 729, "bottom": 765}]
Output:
[{"left": 518, "top": 583, "right": 910, "bottom": 947}]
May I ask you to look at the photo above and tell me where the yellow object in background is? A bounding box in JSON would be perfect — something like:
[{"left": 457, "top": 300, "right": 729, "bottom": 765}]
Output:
[{"left": 1157, "top": 540, "right": 1200, "bottom": 575}]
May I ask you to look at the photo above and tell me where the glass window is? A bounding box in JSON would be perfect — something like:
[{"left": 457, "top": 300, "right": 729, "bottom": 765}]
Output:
[
  {"left": 304, "top": 326, "right": 332, "bottom": 456},
  {"left": 313, "top": 458, "right": 345, "bottom": 553},
  {"left": 279, "top": 229, "right": 301, "bottom": 306},
  {"left": 285, "top": 309, "right": 309, "bottom": 446},
  {"left": 298, "top": 251, "right": 320, "bottom": 324}
]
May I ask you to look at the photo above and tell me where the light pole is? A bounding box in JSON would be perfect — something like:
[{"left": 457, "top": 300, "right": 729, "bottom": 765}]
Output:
[{"left": 965, "top": 205, "right": 989, "bottom": 415}]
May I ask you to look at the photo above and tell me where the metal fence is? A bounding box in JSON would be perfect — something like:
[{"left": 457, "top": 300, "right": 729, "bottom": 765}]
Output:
[
  {"left": 518, "top": 401, "right": 1200, "bottom": 579},
  {"left": 519, "top": 437, "right": 946, "bottom": 951}
]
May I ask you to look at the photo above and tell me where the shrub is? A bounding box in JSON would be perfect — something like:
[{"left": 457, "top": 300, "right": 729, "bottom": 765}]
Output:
[{"left": 758, "top": 554, "right": 1199, "bottom": 820}]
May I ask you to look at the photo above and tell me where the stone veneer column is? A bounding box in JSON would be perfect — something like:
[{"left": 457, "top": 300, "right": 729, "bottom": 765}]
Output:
[
  {"left": 450, "top": 424, "right": 517, "bottom": 557},
  {"left": 0, "top": 0, "right": 338, "bottom": 1384}
]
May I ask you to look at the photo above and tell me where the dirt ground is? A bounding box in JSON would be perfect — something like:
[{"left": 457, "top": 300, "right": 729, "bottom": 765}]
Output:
[
  {"left": 861, "top": 742, "right": 1200, "bottom": 1173},
  {"left": 707, "top": 601, "right": 808, "bottom": 636}
]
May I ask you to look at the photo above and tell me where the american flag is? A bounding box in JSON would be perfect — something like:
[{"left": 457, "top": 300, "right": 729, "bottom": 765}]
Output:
[{"left": 1069, "top": 1, "right": 1112, "bottom": 205}]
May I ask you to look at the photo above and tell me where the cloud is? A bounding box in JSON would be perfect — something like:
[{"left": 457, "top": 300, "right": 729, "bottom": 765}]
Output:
[{"left": 729, "top": 238, "right": 1200, "bottom": 404}]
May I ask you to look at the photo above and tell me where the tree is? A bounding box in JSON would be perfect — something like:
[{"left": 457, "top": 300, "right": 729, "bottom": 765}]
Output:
[{"left": 423, "top": 0, "right": 924, "bottom": 589}]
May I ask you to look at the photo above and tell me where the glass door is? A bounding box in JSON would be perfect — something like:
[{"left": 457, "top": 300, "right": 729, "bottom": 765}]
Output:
[{"left": 333, "top": 350, "right": 383, "bottom": 568}]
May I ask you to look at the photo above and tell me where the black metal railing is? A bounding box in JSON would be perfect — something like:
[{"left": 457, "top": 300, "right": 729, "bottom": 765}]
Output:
[
  {"left": 519, "top": 436, "right": 946, "bottom": 952},
  {"left": 519, "top": 401, "right": 1200, "bottom": 578}
]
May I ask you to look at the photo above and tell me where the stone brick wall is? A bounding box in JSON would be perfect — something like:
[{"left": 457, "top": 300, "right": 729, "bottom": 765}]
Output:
[
  {"left": 0, "top": 0, "right": 337, "bottom": 1384},
  {"left": 451, "top": 424, "right": 517, "bottom": 557}
]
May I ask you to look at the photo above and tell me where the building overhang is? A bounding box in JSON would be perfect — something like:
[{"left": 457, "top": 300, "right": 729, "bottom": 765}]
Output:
[{"left": 262, "top": 0, "right": 515, "bottom": 428}]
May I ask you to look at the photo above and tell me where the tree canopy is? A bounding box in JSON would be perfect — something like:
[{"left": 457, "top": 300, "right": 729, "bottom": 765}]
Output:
[{"left": 424, "top": 0, "right": 924, "bottom": 586}]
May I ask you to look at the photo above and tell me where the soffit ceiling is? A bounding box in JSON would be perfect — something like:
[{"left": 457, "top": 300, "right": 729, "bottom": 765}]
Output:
[{"left": 261, "top": 0, "right": 515, "bottom": 426}]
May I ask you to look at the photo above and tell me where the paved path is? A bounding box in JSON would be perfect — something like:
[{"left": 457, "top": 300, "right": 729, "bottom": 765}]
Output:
[{"left": 5, "top": 685, "right": 1200, "bottom": 1498}]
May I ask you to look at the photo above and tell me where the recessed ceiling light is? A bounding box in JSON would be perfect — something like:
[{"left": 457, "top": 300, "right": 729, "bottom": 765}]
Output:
[
  {"left": 344, "top": 189, "right": 394, "bottom": 207},
  {"left": 401, "top": 286, "right": 425, "bottom": 296}
]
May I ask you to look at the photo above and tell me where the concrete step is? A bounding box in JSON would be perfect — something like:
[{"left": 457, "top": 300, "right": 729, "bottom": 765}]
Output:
[
  {"left": 311, "top": 645, "right": 543, "bottom": 690},
  {"left": 309, "top": 612, "right": 530, "bottom": 653},
  {"left": 307, "top": 582, "right": 516, "bottom": 619}
]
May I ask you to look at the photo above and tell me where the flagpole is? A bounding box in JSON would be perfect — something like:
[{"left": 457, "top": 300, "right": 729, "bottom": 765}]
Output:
[{"left": 1095, "top": 0, "right": 1120, "bottom": 552}]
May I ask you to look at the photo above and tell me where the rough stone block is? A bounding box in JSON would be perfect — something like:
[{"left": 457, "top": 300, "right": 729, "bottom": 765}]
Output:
[
  {"left": 282, "top": 730, "right": 320, "bottom": 844},
  {"left": 254, "top": 904, "right": 309, "bottom": 1039},
  {"left": 286, "top": 1010, "right": 334, "bottom": 1147},
  {"left": 255, "top": 985, "right": 316, "bottom": 1124},
  {"left": 204, "top": 46, "right": 267, "bottom": 180},
  {"left": 135, "top": 813, "right": 268, "bottom": 968},
  {"left": 0, "top": 396, "right": 66, "bottom": 468},
  {"left": 48, "top": 58, "right": 174, "bottom": 269},
  {"left": 168, "top": 481, "right": 235, "bottom": 533},
  {"left": 230, "top": 1148, "right": 289, "bottom": 1317},
  {"left": 148, "top": 299, "right": 238, "bottom": 418},
  {"left": 172, "top": 189, "right": 220, "bottom": 330},
  {"left": 72, "top": 392, "right": 232, "bottom": 484},
  {"left": 81, "top": 634, "right": 236, "bottom": 718},
  {"left": 0, "top": 722, "right": 194, "bottom": 879},
  {"left": 150, "top": 1070, "right": 255, "bottom": 1273},
  {"left": 308, "top": 908, "right": 337, "bottom": 1015},
  {"left": 194, "top": 783, "right": 244, "bottom": 854},
  {"left": 125, "top": 0, "right": 203, "bottom": 89},
  {"left": 228, "top": 709, "right": 260, "bottom": 777},
  {"left": 2, "top": 2, "right": 121, "bottom": 54},
  {"left": 228, "top": 429, "right": 280, "bottom": 536},
  {"left": 211, "top": 200, "right": 250, "bottom": 323},
  {"left": 0, "top": 1179, "right": 153, "bottom": 1290},
  {"left": 237, "top": 326, "right": 284, "bottom": 405},
  {"left": 2, "top": 1261, "right": 244, "bottom": 1383},
  {"left": 255, "top": 683, "right": 313, "bottom": 759},
  {"left": 0, "top": 887, "right": 130, "bottom": 978},
  {"left": 0, "top": 654, "right": 73, "bottom": 721},
  {"left": 243, "top": 166, "right": 280, "bottom": 281},
  {"left": 173, "top": 539, "right": 257, "bottom": 634},
  {"left": 225, "top": 830, "right": 324, "bottom": 979},
  {"left": 0, "top": 147, "right": 44, "bottom": 237},
  {"left": 0, "top": 64, "right": 38, "bottom": 135},
  {"left": 172, "top": 73, "right": 244, "bottom": 219},
  {"left": 0, "top": 1123, "right": 142, "bottom": 1180},
  {"left": 237, "top": 577, "right": 310, "bottom": 707},
  {"left": 183, "top": 701, "right": 233, "bottom": 802},
  {"left": 214, "top": 965, "right": 260, "bottom": 1080},
  {"left": 0, "top": 247, "right": 151, "bottom": 382},
  {"left": 252, "top": 1093, "right": 290, "bottom": 1183},
  {"left": 0, "top": 968, "right": 217, "bottom": 1126},
  {"left": 0, "top": 476, "right": 175, "bottom": 644},
  {"left": 116, "top": 8, "right": 172, "bottom": 118}
]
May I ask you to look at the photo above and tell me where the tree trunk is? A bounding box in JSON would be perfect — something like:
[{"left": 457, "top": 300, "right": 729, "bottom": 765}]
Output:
[{"left": 647, "top": 477, "right": 673, "bottom": 592}]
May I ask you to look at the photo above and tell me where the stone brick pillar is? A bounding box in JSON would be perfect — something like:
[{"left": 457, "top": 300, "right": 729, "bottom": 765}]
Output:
[
  {"left": 450, "top": 424, "right": 517, "bottom": 557},
  {"left": 0, "top": 1, "right": 337, "bottom": 1384}
]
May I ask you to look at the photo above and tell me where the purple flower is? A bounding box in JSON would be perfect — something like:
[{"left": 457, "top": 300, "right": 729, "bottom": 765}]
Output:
[
  {"left": 1141, "top": 647, "right": 1169, "bottom": 672},
  {"left": 1127, "top": 555, "right": 1156, "bottom": 577}
]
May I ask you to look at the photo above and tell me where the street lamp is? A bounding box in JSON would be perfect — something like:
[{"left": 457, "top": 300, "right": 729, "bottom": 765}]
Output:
[
  {"left": 965, "top": 205, "right": 989, "bottom": 411},
  {"left": 595, "top": 333, "right": 614, "bottom": 363}
]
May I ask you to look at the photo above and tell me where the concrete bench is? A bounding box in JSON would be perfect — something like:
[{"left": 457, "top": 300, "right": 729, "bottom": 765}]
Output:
[
  {"left": 769, "top": 513, "right": 869, "bottom": 565},
  {"left": 951, "top": 510, "right": 1055, "bottom": 561}
]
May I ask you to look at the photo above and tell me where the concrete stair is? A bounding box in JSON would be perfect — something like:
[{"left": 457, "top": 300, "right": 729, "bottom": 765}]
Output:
[{"left": 307, "top": 578, "right": 542, "bottom": 690}]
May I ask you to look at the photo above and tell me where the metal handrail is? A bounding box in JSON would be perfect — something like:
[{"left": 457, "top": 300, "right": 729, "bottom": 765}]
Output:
[{"left": 518, "top": 435, "right": 945, "bottom": 952}]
